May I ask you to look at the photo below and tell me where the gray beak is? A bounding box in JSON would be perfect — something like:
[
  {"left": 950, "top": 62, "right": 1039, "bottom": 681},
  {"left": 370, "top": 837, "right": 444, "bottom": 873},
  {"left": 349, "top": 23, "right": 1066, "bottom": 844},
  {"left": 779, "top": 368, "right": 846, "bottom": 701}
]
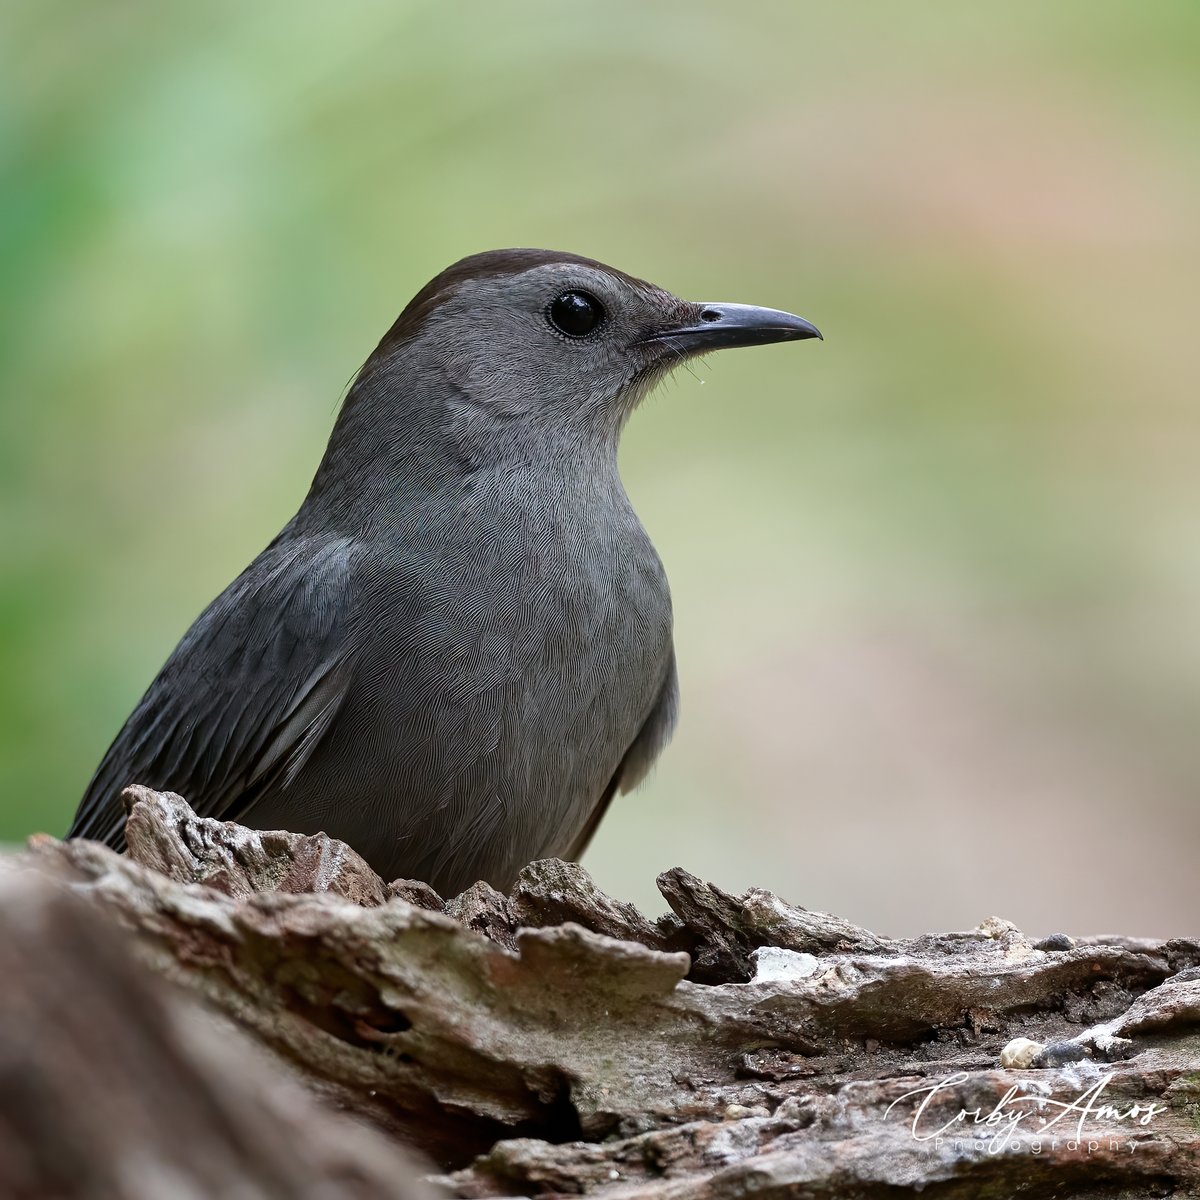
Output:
[{"left": 650, "top": 302, "right": 823, "bottom": 354}]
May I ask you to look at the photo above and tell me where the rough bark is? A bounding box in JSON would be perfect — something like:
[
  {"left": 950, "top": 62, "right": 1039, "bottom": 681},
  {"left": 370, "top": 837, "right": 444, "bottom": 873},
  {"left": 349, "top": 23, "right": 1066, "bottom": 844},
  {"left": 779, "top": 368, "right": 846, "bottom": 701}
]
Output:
[
  {"left": 17, "top": 786, "right": 1200, "bottom": 1198},
  {"left": 0, "top": 865, "right": 430, "bottom": 1200}
]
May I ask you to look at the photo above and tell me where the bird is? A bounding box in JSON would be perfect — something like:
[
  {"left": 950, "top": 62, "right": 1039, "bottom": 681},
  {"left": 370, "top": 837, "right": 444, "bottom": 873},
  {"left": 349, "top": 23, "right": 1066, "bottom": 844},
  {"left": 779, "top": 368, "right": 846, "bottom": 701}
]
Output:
[{"left": 68, "top": 249, "right": 821, "bottom": 896}]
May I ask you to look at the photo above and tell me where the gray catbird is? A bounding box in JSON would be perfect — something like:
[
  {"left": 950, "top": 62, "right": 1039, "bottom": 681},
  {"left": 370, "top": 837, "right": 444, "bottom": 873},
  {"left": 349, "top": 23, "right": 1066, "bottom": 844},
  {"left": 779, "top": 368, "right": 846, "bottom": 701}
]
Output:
[{"left": 69, "top": 250, "right": 821, "bottom": 894}]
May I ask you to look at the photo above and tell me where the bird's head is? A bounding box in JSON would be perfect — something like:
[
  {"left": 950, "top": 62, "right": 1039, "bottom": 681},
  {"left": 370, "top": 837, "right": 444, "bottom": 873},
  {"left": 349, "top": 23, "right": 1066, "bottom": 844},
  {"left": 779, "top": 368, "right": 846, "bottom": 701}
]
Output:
[{"left": 329, "top": 250, "right": 820, "bottom": 480}]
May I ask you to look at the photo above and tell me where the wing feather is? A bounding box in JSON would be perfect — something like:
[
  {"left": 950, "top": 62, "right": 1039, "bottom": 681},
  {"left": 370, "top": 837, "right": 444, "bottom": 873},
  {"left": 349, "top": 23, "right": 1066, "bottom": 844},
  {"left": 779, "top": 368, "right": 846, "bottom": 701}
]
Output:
[{"left": 69, "top": 534, "right": 357, "bottom": 847}]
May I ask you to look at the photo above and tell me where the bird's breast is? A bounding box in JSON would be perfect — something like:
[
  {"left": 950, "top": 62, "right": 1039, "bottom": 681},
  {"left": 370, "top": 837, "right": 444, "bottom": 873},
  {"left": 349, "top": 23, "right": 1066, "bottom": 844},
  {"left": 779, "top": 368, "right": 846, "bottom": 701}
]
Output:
[
  {"left": 363, "top": 468, "right": 672, "bottom": 754},
  {"left": 341, "top": 469, "right": 672, "bottom": 883}
]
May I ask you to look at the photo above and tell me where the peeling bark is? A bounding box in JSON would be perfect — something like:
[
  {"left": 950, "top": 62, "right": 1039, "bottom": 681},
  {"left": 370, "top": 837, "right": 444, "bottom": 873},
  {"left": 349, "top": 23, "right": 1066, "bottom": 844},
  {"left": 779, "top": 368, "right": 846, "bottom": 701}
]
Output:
[{"left": 17, "top": 787, "right": 1200, "bottom": 1198}]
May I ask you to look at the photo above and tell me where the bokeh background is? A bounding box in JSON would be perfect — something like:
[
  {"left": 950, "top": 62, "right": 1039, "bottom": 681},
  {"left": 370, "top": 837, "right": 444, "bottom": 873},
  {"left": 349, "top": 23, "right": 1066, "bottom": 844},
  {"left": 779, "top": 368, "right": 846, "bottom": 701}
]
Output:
[{"left": 4, "top": 2, "right": 1198, "bottom": 936}]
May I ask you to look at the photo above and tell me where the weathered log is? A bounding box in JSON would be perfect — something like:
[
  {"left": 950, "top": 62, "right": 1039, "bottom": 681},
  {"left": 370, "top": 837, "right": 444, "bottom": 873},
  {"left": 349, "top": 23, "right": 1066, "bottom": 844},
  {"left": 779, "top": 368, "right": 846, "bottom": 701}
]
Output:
[
  {"left": 0, "top": 865, "right": 430, "bottom": 1200},
  {"left": 18, "top": 786, "right": 1200, "bottom": 1197}
]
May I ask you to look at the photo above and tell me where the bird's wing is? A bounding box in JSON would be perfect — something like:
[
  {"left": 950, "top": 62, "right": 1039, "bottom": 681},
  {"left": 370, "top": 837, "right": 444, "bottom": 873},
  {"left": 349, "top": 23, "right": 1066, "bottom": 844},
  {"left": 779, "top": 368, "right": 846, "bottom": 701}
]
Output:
[
  {"left": 69, "top": 534, "right": 357, "bottom": 848},
  {"left": 565, "top": 651, "right": 679, "bottom": 862}
]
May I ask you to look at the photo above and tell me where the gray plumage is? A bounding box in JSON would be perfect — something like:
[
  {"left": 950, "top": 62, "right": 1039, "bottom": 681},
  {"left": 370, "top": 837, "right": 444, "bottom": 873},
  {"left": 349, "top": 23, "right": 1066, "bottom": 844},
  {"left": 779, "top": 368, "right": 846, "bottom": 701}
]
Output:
[{"left": 69, "top": 250, "right": 820, "bottom": 895}]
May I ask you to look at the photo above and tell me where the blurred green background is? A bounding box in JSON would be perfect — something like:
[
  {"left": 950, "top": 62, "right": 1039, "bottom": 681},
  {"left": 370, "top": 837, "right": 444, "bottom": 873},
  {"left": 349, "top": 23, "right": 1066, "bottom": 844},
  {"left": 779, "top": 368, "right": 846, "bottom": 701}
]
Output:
[{"left": 4, "top": 2, "right": 1198, "bottom": 936}]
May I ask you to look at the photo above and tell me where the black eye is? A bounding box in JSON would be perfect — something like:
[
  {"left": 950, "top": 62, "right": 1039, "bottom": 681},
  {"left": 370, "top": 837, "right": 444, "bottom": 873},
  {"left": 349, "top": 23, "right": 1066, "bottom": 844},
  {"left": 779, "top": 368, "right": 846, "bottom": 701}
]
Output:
[{"left": 548, "top": 290, "right": 604, "bottom": 338}]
